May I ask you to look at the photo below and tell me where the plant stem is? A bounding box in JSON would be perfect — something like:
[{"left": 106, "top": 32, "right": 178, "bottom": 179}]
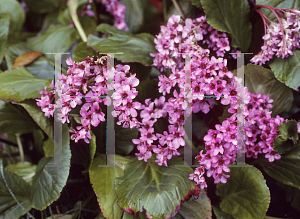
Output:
[
  {"left": 67, "top": 0, "right": 87, "bottom": 42},
  {"left": 171, "top": 0, "right": 185, "bottom": 19},
  {"left": 16, "top": 134, "right": 24, "bottom": 162}
]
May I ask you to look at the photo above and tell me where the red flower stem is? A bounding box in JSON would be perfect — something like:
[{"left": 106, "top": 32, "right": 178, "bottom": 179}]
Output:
[{"left": 254, "top": 5, "right": 286, "bottom": 47}]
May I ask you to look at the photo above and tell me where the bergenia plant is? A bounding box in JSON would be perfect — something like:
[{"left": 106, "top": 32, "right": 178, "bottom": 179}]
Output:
[{"left": 0, "top": 0, "right": 300, "bottom": 219}]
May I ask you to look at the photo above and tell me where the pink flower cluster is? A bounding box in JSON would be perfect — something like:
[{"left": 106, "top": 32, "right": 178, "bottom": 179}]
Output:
[
  {"left": 189, "top": 86, "right": 288, "bottom": 189},
  {"left": 36, "top": 55, "right": 140, "bottom": 143},
  {"left": 251, "top": 6, "right": 300, "bottom": 65},
  {"left": 150, "top": 15, "right": 239, "bottom": 72},
  {"left": 97, "top": 0, "right": 129, "bottom": 30}
]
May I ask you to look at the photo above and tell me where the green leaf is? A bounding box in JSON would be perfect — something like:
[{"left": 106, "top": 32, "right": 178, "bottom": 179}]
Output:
[
  {"left": 0, "top": 101, "right": 39, "bottom": 135},
  {"left": 80, "top": 15, "right": 97, "bottom": 36},
  {"left": 273, "top": 120, "right": 299, "bottom": 154},
  {"left": 115, "top": 155, "right": 197, "bottom": 219},
  {"left": 0, "top": 14, "right": 10, "bottom": 63},
  {"left": 72, "top": 132, "right": 96, "bottom": 172},
  {"left": 119, "top": 0, "right": 148, "bottom": 33},
  {"left": 255, "top": 0, "right": 300, "bottom": 22},
  {"left": 71, "top": 42, "right": 97, "bottom": 62},
  {"left": 176, "top": 189, "right": 212, "bottom": 218},
  {"left": 15, "top": 99, "right": 54, "bottom": 141},
  {"left": 244, "top": 63, "right": 294, "bottom": 116},
  {"left": 216, "top": 165, "right": 270, "bottom": 219},
  {"left": 89, "top": 154, "right": 133, "bottom": 219},
  {"left": 0, "top": 67, "right": 52, "bottom": 102},
  {"left": 122, "top": 212, "right": 148, "bottom": 219},
  {"left": 0, "top": 160, "right": 32, "bottom": 219},
  {"left": 269, "top": 50, "right": 300, "bottom": 91},
  {"left": 22, "top": 0, "right": 61, "bottom": 14},
  {"left": 5, "top": 162, "right": 36, "bottom": 185},
  {"left": 5, "top": 42, "right": 54, "bottom": 79},
  {"left": 43, "top": 138, "right": 55, "bottom": 157},
  {"left": 276, "top": 181, "right": 300, "bottom": 212},
  {"left": 31, "top": 123, "right": 71, "bottom": 210},
  {"left": 187, "top": 0, "right": 202, "bottom": 9},
  {"left": 0, "top": 0, "right": 25, "bottom": 33},
  {"left": 115, "top": 125, "right": 138, "bottom": 155},
  {"left": 256, "top": 146, "right": 300, "bottom": 189},
  {"left": 27, "top": 25, "right": 78, "bottom": 54},
  {"left": 212, "top": 206, "right": 235, "bottom": 219},
  {"left": 200, "top": 0, "right": 252, "bottom": 51},
  {"left": 87, "top": 24, "right": 157, "bottom": 66}
]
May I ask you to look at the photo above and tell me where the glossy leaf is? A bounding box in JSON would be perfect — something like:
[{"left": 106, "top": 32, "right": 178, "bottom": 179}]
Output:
[
  {"left": 176, "top": 189, "right": 212, "bottom": 218},
  {"left": 0, "top": 14, "right": 9, "bottom": 63},
  {"left": 115, "top": 155, "right": 197, "bottom": 219},
  {"left": 16, "top": 99, "right": 54, "bottom": 141},
  {"left": 119, "top": 0, "right": 148, "bottom": 33},
  {"left": 12, "top": 51, "right": 43, "bottom": 69},
  {"left": 269, "top": 50, "right": 300, "bottom": 92},
  {"left": 0, "top": 0, "right": 25, "bottom": 33},
  {"left": 27, "top": 25, "right": 78, "bottom": 54},
  {"left": 255, "top": 0, "right": 300, "bottom": 22},
  {"left": 216, "top": 165, "right": 270, "bottom": 219},
  {"left": 273, "top": 120, "right": 299, "bottom": 154},
  {"left": 22, "top": 0, "right": 60, "bottom": 14},
  {"left": 244, "top": 64, "right": 293, "bottom": 116},
  {"left": 0, "top": 67, "right": 52, "bottom": 102},
  {"left": 255, "top": 146, "right": 300, "bottom": 189},
  {"left": 72, "top": 42, "right": 97, "bottom": 62},
  {"left": 200, "top": 0, "right": 252, "bottom": 51},
  {"left": 5, "top": 43, "right": 54, "bottom": 79},
  {"left": 115, "top": 125, "right": 138, "bottom": 155},
  {"left": 89, "top": 154, "right": 133, "bottom": 219},
  {"left": 187, "top": 0, "right": 202, "bottom": 9},
  {"left": 0, "top": 160, "right": 32, "bottom": 219},
  {"left": 31, "top": 123, "right": 71, "bottom": 210},
  {"left": 0, "top": 101, "right": 39, "bottom": 135},
  {"left": 276, "top": 181, "right": 300, "bottom": 212},
  {"left": 212, "top": 206, "right": 235, "bottom": 219},
  {"left": 43, "top": 138, "right": 55, "bottom": 158},
  {"left": 5, "top": 162, "right": 36, "bottom": 185},
  {"left": 87, "top": 24, "right": 157, "bottom": 66}
]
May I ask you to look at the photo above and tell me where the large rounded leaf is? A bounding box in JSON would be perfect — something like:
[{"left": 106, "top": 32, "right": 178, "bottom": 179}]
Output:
[
  {"left": 200, "top": 0, "right": 252, "bottom": 51},
  {"left": 216, "top": 165, "right": 270, "bottom": 219},
  {"left": 176, "top": 189, "right": 212, "bottom": 218},
  {"left": 244, "top": 64, "right": 293, "bottom": 116},
  {"left": 89, "top": 154, "right": 133, "bottom": 219},
  {"left": 16, "top": 99, "right": 54, "bottom": 141},
  {"left": 0, "top": 160, "right": 32, "bottom": 219},
  {"left": 5, "top": 162, "right": 36, "bottom": 185},
  {"left": 0, "top": 0, "right": 25, "bottom": 33},
  {"left": 0, "top": 101, "right": 39, "bottom": 135},
  {"left": 255, "top": 146, "right": 300, "bottom": 189},
  {"left": 87, "top": 24, "right": 157, "bottom": 66},
  {"left": 30, "top": 123, "right": 71, "bottom": 210},
  {"left": 269, "top": 50, "right": 300, "bottom": 92},
  {"left": 27, "top": 25, "right": 78, "bottom": 54},
  {"left": 0, "top": 14, "right": 9, "bottom": 63},
  {"left": 115, "top": 156, "right": 197, "bottom": 219},
  {"left": 5, "top": 43, "right": 55, "bottom": 79},
  {"left": 22, "top": 0, "right": 60, "bottom": 14},
  {"left": 0, "top": 67, "right": 52, "bottom": 102}
]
